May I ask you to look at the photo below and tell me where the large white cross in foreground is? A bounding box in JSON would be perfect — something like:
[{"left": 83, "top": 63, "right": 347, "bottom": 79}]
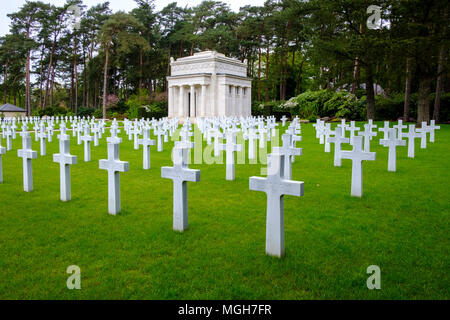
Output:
[
  {"left": 53, "top": 133, "right": 77, "bottom": 201},
  {"left": 161, "top": 142, "right": 200, "bottom": 232},
  {"left": 250, "top": 152, "right": 304, "bottom": 258},
  {"left": 340, "top": 136, "right": 376, "bottom": 197},
  {"left": 99, "top": 137, "right": 129, "bottom": 215},
  {"left": 18, "top": 132, "right": 38, "bottom": 192}
]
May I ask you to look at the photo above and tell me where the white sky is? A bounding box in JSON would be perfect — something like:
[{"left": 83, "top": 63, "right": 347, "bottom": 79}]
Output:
[{"left": 0, "top": 0, "right": 266, "bottom": 36}]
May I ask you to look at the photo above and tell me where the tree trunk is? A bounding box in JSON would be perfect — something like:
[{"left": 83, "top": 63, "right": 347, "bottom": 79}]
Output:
[
  {"left": 139, "top": 48, "right": 143, "bottom": 90},
  {"left": 74, "top": 36, "right": 78, "bottom": 114},
  {"left": 44, "top": 35, "right": 57, "bottom": 108},
  {"left": 257, "top": 22, "right": 263, "bottom": 102},
  {"left": 50, "top": 65, "right": 56, "bottom": 107},
  {"left": 38, "top": 49, "right": 44, "bottom": 109},
  {"left": 70, "top": 64, "right": 74, "bottom": 111},
  {"left": 433, "top": 45, "right": 446, "bottom": 122},
  {"left": 403, "top": 57, "right": 413, "bottom": 122},
  {"left": 417, "top": 76, "right": 432, "bottom": 125},
  {"left": 102, "top": 41, "right": 111, "bottom": 119},
  {"left": 365, "top": 67, "right": 376, "bottom": 120},
  {"left": 3, "top": 61, "right": 8, "bottom": 104},
  {"left": 25, "top": 31, "right": 31, "bottom": 116},
  {"left": 296, "top": 61, "right": 303, "bottom": 95},
  {"left": 265, "top": 45, "right": 270, "bottom": 102},
  {"left": 82, "top": 48, "right": 87, "bottom": 108},
  {"left": 351, "top": 57, "right": 359, "bottom": 94}
]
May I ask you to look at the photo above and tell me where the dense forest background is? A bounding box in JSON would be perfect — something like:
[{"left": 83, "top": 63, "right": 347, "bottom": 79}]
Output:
[{"left": 0, "top": 0, "right": 449, "bottom": 122}]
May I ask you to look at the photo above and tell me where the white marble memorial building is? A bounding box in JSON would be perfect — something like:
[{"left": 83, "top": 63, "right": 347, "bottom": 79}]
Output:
[{"left": 167, "top": 51, "right": 252, "bottom": 119}]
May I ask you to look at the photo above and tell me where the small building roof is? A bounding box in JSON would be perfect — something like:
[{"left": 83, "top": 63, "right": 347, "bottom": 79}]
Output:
[{"left": 0, "top": 104, "right": 26, "bottom": 112}]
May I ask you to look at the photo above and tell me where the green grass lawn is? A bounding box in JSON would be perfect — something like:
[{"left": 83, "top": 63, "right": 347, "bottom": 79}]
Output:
[{"left": 0, "top": 122, "right": 448, "bottom": 299}]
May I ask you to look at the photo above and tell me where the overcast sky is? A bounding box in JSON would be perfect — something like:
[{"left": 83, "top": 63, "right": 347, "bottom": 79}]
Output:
[{"left": 0, "top": 0, "right": 266, "bottom": 36}]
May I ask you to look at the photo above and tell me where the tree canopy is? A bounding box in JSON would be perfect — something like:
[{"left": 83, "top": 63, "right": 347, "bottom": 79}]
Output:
[{"left": 0, "top": 0, "right": 448, "bottom": 122}]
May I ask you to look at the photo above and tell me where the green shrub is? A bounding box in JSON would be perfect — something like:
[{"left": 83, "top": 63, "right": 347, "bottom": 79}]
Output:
[
  {"left": 324, "top": 91, "right": 365, "bottom": 120},
  {"left": 308, "top": 115, "right": 318, "bottom": 122},
  {"left": 126, "top": 99, "right": 140, "bottom": 119},
  {"left": 295, "top": 90, "right": 334, "bottom": 118},
  {"left": 251, "top": 102, "right": 264, "bottom": 116},
  {"left": 77, "top": 107, "right": 95, "bottom": 117},
  {"left": 137, "top": 103, "right": 168, "bottom": 119},
  {"left": 375, "top": 93, "right": 405, "bottom": 121},
  {"left": 37, "top": 106, "right": 68, "bottom": 117},
  {"left": 108, "top": 100, "right": 128, "bottom": 114},
  {"left": 93, "top": 110, "right": 103, "bottom": 119}
]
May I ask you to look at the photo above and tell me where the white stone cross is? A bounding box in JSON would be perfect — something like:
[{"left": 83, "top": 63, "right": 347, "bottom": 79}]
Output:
[
  {"left": 4, "top": 126, "right": 13, "bottom": 151},
  {"left": 340, "top": 136, "right": 376, "bottom": 197},
  {"left": 76, "top": 123, "right": 83, "bottom": 145},
  {"left": 138, "top": 126, "right": 156, "bottom": 170},
  {"left": 337, "top": 119, "right": 349, "bottom": 136},
  {"left": 0, "top": 139, "right": 5, "bottom": 183},
  {"left": 313, "top": 119, "right": 324, "bottom": 139},
  {"left": 393, "top": 120, "right": 407, "bottom": 138},
  {"left": 367, "top": 119, "right": 378, "bottom": 138},
  {"left": 132, "top": 123, "right": 141, "bottom": 150},
  {"left": 33, "top": 122, "right": 40, "bottom": 142},
  {"left": 244, "top": 128, "right": 259, "bottom": 160},
  {"left": 378, "top": 121, "right": 391, "bottom": 140},
  {"left": 81, "top": 125, "right": 94, "bottom": 162},
  {"left": 219, "top": 132, "right": 243, "bottom": 180},
  {"left": 11, "top": 121, "right": 17, "bottom": 139},
  {"left": 357, "top": 123, "right": 377, "bottom": 152},
  {"left": 47, "top": 123, "right": 54, "bottom": 142},
  {"left": 380, "top": 128, "right": 406, "bottom": 172},
  {"left": 258, "top": 126, "right": 266, "bottom": 149},
  {"left": 347, "top": 121, "right": 360, "bottom": 144},
  {"left": 155, "top": 127, "right": 165, "bottom": 152},
  {"left": 327, "top": 129, "right": 350, "bottom": 167},
  {"left": 249, "top": 152, "right": 304, "bottom": 257},
  {"left": 323, "top": 124, "right": 332, "bottom": 153},
  {"left": 428, "top": 120, "right": 440, "bottom": 143},
  {"left": 59, "top": 122, "right": 68, "bottom": 136},
  {"left": 99, "top": 137, "right": 130, "bottom": 215},
  {"left": 180, "top": 128, "right": 193, "bottom": 143},
  {"left": 110, "top": 122, "right": 120, "bottom": 138},
  {"left": 402, "top": 125, "right": 420, "bottom": 158},
  {"left": 161, "top": 142, "right": 200, "bottom": 232},
  {"left": 210, "top": 128, "right": 223, "bottom": 157},
  {"left": 38, "top": 123, "right": 47, "bottom": 156},
  {"left": 18, "top": 132, "right": 37, "bottom": 192},
  {"left": 416, "top": 122, "right": 428, "bottom": 149},
  {"left": 272, "top": 133, "right": 302, "bottom": 179},
  {"left": 53, "top": 133, "right": 77, "bottom": 201},
  {"left": 91, "top": 125, "right": 100, "bottom": 147},
  {"left": 281, "top": 115, "right": 288, "bottom": 127}
]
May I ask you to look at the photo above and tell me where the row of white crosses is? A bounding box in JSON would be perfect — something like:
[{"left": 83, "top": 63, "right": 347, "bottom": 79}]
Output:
[
  {"left": 314, "top": 118, "right": 441, "bottom": 197},
  {"left": 2, "top": 115, "right": 311, "bottom": 258}
]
